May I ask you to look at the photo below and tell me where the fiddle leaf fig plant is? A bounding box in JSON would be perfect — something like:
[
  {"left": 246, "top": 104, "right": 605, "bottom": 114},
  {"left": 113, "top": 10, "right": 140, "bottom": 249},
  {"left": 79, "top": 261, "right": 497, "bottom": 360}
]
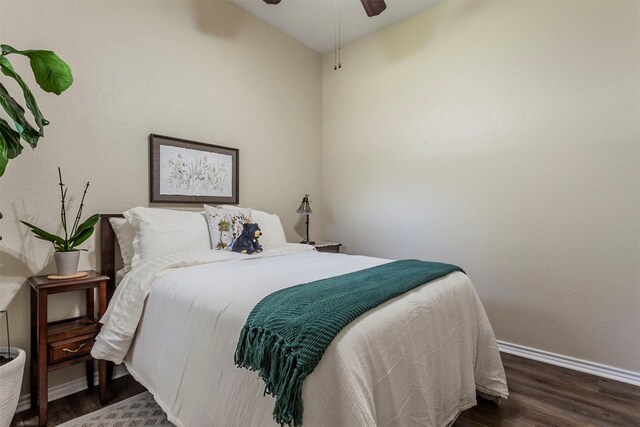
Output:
[
  {"left": 0, "top": 44, "right": 73, "bottom": 177},
  {"left": 0, "top": 44, "right": 72, "bottom": 242}
]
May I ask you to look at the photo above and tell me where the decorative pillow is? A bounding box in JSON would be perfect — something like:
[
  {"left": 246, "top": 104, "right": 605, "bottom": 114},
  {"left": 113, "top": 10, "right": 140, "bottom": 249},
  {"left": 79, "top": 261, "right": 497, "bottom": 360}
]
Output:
[
  {"left": 219, "top": 205, "right": 287, "bottom": 248},
  {"left": 204, "top": 205, "right": 252, "bottom": 250},
  {"left": 123, "top": 207, "right": 211, "bottom": 268},
  {"left": 108, "top": 217, "right": 135, "bottom": 272}
]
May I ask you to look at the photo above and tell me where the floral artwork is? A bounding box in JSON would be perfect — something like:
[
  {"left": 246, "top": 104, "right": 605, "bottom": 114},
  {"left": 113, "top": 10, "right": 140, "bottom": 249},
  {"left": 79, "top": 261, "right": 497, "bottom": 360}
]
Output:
[
  {"left": 150, "top": 135, "right": 239, "bottom": 204},
  {"left": 159, "top": 145, "right": 233, "bottom": 197}
]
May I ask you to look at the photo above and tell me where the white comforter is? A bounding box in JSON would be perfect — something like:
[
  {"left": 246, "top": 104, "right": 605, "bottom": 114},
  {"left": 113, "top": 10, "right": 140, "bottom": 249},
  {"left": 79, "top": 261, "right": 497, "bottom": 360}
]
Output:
[{"left": 93, "top": 244, "right": 508, "bottom": 427}]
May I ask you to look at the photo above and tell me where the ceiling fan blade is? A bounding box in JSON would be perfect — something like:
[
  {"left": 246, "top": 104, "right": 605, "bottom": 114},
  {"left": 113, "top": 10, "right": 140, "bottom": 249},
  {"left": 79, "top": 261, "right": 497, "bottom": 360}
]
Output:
[
  {"left": 263, "top": 0, "right": 282, "bottom": 4},
  {"left": 360, "top": 0, "right": 387, "bottom": 17}
]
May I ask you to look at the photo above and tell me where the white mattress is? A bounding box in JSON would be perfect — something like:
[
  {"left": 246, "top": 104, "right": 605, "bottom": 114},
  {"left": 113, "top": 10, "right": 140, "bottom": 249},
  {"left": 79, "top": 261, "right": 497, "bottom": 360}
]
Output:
[{"left": 94, "top": 246, "right": 508, "bottom": 427}]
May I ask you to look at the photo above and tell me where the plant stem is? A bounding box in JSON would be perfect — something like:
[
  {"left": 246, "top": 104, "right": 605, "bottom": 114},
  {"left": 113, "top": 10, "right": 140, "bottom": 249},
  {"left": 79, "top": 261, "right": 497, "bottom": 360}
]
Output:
[
  {"left": 70, "top": 181, "right": 90, "bottom": 239},
  {"left": 58, "top": 167, "right": 68, "bottom": 250}
]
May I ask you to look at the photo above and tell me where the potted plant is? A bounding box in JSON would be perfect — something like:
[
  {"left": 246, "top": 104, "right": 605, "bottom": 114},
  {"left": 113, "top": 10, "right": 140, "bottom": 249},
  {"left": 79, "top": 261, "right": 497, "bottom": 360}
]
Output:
[
  {"left": 0, "top": 44, "right": 72, "bottom": 423},
  {"left": 21, "top": 168, "right": 99, "bottom": 276}
]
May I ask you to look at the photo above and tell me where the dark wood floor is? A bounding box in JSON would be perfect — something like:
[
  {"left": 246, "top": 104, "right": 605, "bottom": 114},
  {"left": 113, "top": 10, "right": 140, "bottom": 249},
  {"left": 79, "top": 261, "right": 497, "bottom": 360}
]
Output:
[
  {"left": 12, "top": 353, "right": 640, "bottom": 426},
  {"left": 11, "top": 374, "right": 146, "bottom": 427},
  {"left": 455, "top": 353, "right": 640, "bottom": 427}
]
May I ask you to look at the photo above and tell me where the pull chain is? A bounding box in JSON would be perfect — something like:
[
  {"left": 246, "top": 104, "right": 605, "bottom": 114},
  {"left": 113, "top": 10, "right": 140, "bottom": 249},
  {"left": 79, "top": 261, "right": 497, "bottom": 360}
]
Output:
[
  {"left": 334, "top": 0, "right": 337, "bottom": 70},
  {"left": 334, "top": 0, "right": 342, "bottom": 71},
  {"left": 338, "top": 1, "right": 342, "bottom": 69}
]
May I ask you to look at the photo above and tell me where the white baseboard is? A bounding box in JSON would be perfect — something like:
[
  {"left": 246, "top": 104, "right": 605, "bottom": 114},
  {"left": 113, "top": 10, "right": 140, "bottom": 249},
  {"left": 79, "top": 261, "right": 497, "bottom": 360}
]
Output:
[
  {"left": 497, "top": 340, "right": 640, "bottom": 387},
  {"left": 16, "top": 364, "right": 128, "bottom": 413}
]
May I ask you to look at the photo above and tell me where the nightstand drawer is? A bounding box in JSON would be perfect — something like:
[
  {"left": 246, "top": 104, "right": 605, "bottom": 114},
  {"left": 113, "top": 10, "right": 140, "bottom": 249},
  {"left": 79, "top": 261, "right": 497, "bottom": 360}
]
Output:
[{"left": 48, "top": 333, "right": 95, "bottom": 364}]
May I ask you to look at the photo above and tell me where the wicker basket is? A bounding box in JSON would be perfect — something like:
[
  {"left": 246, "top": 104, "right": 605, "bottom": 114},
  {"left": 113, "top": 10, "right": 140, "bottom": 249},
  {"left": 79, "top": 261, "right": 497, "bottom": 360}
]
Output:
[{"left": 0, "top": 347, "right": 25, "bottom": 427}]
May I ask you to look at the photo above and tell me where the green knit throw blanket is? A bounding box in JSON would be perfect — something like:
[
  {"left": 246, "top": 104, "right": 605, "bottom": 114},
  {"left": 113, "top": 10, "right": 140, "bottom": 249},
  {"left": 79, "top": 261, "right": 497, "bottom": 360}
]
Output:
[{"left": 234, "top": 259, "right": 464, "bottom": 426}]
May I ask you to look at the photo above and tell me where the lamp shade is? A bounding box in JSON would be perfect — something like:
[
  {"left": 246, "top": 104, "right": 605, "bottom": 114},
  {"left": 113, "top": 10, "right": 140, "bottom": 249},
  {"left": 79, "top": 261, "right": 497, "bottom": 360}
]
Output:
[{"left": 296, "top": 194, "right": 313, "bottom": 215}]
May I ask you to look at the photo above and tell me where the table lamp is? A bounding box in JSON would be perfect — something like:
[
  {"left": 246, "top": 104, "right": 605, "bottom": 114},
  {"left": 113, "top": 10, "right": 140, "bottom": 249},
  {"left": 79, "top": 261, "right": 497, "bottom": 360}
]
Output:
[{"left": 296, "top": 194, "right": 315, "bottom": 244}]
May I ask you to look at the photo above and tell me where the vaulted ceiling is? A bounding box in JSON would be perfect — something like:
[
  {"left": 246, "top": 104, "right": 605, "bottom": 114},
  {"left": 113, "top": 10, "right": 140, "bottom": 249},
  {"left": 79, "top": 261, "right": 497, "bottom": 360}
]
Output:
[{"left": 230, "top": 0, "right": 442, "bottom": 53}]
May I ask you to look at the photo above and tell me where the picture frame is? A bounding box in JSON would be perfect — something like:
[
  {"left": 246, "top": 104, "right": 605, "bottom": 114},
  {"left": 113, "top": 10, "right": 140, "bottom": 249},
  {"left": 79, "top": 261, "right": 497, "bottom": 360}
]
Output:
[{"left": 149, "top": 134, "right": 239, "bottom": 204}]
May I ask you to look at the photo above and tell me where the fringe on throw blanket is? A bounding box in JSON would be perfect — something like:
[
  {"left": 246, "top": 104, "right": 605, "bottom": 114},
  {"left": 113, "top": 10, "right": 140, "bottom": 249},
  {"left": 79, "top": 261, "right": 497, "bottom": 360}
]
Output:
[{"left": 235, "top": 326, "right": 306, "bottom": 426}]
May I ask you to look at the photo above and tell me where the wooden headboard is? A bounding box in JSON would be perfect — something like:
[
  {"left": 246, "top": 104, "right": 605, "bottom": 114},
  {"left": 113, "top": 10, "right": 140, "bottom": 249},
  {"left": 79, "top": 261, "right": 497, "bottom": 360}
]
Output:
[{"left": 100, "top": 214, "right": 124, "bottom": 302}]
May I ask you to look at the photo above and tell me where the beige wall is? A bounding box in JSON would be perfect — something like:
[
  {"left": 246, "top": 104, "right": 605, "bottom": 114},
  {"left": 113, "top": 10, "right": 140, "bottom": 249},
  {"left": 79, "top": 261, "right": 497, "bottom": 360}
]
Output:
[
  {"left": 322, "top": 0, "right": 640, "bottom": 371},
  {"left": 0, "top": 0, "right": 321, "bottom": 392}
]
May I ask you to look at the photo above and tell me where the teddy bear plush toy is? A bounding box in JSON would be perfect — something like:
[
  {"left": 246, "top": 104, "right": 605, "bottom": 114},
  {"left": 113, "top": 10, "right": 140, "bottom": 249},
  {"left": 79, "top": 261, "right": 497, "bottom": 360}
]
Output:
[{"left": 232, "top": 223, "right": 263, "bottom": 254}]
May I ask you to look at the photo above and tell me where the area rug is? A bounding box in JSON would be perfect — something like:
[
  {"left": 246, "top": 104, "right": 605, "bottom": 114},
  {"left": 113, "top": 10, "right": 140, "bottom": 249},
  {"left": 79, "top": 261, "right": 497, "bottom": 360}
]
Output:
[{"left": 57, "top": 391, "right": 174, "bottom": 427}]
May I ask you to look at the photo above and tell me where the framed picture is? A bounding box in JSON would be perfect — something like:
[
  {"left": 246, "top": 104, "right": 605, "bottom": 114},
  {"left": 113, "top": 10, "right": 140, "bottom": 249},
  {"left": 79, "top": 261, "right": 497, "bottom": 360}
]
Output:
[{"left": 149, "top": 134, "right": 239, "bottom": 204}]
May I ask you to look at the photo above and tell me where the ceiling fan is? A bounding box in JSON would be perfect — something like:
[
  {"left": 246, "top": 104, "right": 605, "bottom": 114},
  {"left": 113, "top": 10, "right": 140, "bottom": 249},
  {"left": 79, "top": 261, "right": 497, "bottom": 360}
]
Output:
[{"left": 262, "top": 0, "right": 387, "bottom": 17}]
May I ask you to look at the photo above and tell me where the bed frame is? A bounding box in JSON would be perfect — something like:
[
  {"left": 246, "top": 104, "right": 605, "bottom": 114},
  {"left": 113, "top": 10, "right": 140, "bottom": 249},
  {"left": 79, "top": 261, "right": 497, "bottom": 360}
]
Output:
[{"left": 99, "top": 214, "right": 124, "bottom": 306}]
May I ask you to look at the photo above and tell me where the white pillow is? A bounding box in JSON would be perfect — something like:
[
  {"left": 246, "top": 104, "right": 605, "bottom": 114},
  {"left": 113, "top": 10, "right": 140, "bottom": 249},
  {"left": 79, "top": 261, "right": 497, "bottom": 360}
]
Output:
[
  {"left": 218, "top": 205, "right": 287, "bottom": 248},
  {"left": 108, "top": 217, "right": 135, "bottom": 272},
  {"left": 251, "top": 210, "right": 287, "bottom": 248},
  {"left": 124, "top": 207, "right": 211, "bottom": 268},
  {"left": 204, "top": 205, "right": 251, "bottom": 250},
  {"left": 115, "top": 268, "right": 128, "bottom": 287}
]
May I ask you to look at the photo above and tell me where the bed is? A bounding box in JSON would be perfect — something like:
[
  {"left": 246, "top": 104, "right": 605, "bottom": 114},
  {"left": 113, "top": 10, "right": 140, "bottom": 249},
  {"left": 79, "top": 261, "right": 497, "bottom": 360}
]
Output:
[{"left": 92, "top": 211, "right": 508, "bottom": 427}]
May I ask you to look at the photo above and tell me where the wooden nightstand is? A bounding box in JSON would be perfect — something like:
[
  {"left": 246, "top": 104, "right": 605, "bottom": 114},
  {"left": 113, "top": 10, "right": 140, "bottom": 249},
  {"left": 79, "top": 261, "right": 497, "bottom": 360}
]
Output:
[
  {"left": 28, "top": 270, "right": 109, "bottom": 427},
  {"left": 312, "top": 242, "right": 342, "bottom": 253}
]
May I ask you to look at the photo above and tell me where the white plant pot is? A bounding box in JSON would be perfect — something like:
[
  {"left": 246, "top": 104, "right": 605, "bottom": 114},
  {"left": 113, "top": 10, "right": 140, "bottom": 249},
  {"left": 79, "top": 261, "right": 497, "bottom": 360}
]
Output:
[
  {"left": 54, "top": 251, "right": 80, "bottom": 276},
  {"left": 0, "top": 347, "right": 25, "bottom": 427}
]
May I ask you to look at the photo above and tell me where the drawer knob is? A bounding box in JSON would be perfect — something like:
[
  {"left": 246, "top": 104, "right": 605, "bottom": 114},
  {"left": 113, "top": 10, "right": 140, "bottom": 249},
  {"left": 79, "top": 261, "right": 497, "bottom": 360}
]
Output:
[{"left": 62, "top": 343, "right": 86, "bottom": 353}]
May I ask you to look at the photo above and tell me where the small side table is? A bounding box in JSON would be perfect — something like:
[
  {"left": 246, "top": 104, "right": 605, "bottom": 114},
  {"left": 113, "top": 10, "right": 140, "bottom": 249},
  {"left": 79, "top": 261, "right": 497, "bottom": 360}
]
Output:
[
  {"left": 312, "top": 242, "right": 342, "bottom": 253},
  {"left": 28, "top": 270, "right": 109, "bottom": 427}
]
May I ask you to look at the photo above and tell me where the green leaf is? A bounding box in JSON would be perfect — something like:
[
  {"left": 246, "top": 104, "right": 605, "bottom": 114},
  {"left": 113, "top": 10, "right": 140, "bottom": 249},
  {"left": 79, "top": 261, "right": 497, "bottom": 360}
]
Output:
[
  {"left": 0, "top": 116, "right": 22, "bottom": 176},
  {"left": 69, "top": 213, "right": 99, "bottom": 242},
  {"left": 0, "top": 82, "right": 40, "bottom": 148},
  {"left": 20, "top": 220, "right": 64, "bottom": 244},
  {"left": 69, "top": 226, "right": 94, "bottom": 249},
  {"left": 1, "top": 45, "right": 73, "bottom": 95},
  {"left": 0, "top": 117, "right": 23, "bottom": 159},
  {"left": 0, "top": 56, "right": 49, "bottom": 136},
  {"left": 0, "top": 136, "right": 7, "bottom": 177}
]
